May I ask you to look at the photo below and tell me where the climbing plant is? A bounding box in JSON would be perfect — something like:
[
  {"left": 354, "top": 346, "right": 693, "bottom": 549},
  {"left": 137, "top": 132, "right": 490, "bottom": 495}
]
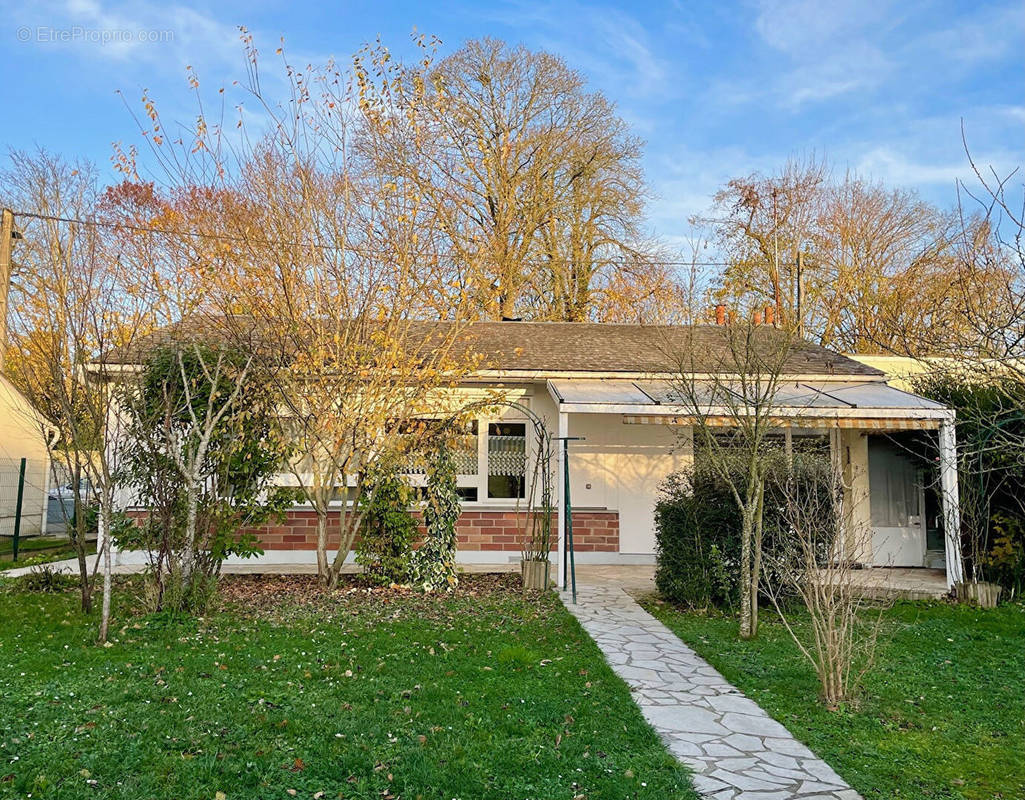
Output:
[{"left": 409, "top": 440, "right": 462, "bottom": 592}]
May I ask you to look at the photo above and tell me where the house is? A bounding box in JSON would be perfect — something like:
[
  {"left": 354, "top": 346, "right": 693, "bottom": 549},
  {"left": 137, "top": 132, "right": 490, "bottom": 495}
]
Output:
[
  {"left": 0, "top": 373, "right": 56, "bottom": 540},
  {"left": 97, "top": 320, "right": 964, "bottom": 589}
]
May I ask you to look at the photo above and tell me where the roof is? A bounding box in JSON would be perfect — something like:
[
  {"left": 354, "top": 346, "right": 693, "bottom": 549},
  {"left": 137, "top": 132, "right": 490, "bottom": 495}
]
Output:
[
  {"left": 96, "top": 317, "right": 883, "bottom": 379},
  {"left": 548, "top": 379, "right": 950, "bottom": 427}
]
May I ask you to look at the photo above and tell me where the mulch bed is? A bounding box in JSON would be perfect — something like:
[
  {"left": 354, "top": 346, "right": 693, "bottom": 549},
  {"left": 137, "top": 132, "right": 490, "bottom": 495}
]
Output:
[{"left": 215, "top": 571, "right": 534, "bottom": 619}]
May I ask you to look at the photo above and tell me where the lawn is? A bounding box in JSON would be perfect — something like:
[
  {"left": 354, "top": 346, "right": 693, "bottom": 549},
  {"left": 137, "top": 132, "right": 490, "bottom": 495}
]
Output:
[
  {"left": 0, "top": 574, "right": 694, "bottom": 800},
  {"left": 646, "top": 599, "right": 1025, "bottom": 800},
  {"left": 0, "top": 536, "right": 95, "bottom": 572}
]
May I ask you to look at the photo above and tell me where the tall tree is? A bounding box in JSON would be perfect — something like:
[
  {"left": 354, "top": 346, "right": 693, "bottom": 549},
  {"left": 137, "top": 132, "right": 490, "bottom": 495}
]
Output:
[
  {"left": 701, "top": 159, "right": 1008, "bottom": 353},
  {"left": 364, "top": 36, "right": 656, "bottom": 321},
  {"left": 122, "top": 33, "right": 477, "bottom": 588}
]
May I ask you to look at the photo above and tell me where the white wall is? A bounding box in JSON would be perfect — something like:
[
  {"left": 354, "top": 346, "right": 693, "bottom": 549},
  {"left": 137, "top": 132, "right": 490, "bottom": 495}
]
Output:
[
  {"left": 516, "top": 384, "right": 693, "bottom": 556},
  {"left": 0, "top": 376, "right": 52, "bottom": 537}
]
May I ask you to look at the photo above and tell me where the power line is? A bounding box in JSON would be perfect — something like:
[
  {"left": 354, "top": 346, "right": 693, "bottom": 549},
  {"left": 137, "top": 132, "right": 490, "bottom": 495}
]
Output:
[{"left": 10, "top": 209, "right": 736, "bottom": 270}]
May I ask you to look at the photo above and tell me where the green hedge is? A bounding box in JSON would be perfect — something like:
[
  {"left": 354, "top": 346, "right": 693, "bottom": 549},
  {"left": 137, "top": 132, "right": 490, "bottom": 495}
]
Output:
[
  {"left": 654, "top": 466, "right": 741, "bottom": 609},
  {"left": 655, "top": 454, "right": 835, "bottom": 609}
]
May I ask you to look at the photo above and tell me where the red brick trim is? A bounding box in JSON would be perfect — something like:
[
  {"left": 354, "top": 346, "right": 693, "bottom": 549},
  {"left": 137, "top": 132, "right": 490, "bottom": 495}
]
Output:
[{"left": 127, "top": 508, "right": 620, "bottom": 553}]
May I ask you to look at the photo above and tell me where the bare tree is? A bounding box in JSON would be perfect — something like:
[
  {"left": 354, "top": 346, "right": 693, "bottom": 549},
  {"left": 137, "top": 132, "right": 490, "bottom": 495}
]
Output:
[
  {"left": 762, "top": 456, "right": 888, "bottom": 706},
  {"left": 114, "top": 33, "right": 478, "bottom": 588},
  {"left": 3, "top": 150, "right": 156, "bottom": 641},
  {"left": 668, "top": 320, "right": 796, "bottom": 639},
  {"left": 362, "top": 36, "right": 657, "bottom": 321},
  {"left": 701, "top": 158, "right": 1004, "bottom": 353}
]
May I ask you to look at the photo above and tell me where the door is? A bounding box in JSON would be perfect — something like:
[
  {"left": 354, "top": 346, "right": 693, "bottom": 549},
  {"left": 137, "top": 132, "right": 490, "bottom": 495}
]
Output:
[{"left": 868, "top": 438, "right": 926, "bottom": 567}]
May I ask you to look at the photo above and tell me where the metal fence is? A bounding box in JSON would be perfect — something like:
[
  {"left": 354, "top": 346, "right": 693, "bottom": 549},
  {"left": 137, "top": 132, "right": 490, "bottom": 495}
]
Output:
[{"left": 0, "top": 456, "right": 49, "bottom": 561}]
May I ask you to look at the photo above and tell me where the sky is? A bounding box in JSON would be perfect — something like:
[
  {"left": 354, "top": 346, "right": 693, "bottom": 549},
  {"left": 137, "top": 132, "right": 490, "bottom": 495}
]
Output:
[{"left": 2, "top": 0, "right": 1023, "bottom": 252}]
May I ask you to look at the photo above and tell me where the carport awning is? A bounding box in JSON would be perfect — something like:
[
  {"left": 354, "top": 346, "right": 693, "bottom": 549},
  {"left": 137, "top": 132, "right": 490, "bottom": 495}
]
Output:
[{"left": 547, "top": 379, "right": 951, "bottom": 429}]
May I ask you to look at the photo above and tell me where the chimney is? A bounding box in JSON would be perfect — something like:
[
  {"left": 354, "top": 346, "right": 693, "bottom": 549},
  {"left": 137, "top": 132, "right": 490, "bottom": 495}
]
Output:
[
  {"left": 714, "top": 304, "right": 726, "bottom": 325},
  {"left": 753, "top": 309, "right": 763, "bottom": 326},
  {"left": 765, "top": 305, "right": 775, "bottom": 326}
]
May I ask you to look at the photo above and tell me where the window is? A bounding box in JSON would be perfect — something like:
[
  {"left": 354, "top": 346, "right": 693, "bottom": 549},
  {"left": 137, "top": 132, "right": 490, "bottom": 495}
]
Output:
[
  {"left": 390, "top": 416, "right": 529, "bottom": 504},
  {"left": 487, "top": 422, "right": 527, "bottom": 499}
]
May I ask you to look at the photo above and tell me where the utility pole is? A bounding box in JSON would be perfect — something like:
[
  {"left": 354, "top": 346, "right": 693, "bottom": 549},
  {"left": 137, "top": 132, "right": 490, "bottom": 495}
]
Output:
[
  {"left": 771, "top": 189, "right": 783, "bottom": 326},
  {"left": 0, "top": 208, "right": 15, "bottom": 374},
  {"left": 795, "top": 251, "right": 805, "bottom": 340}
]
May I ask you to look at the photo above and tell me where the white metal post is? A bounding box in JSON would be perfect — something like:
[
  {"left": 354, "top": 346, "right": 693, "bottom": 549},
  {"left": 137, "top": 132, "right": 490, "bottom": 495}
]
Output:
[
  {"left": 556, "top": 410, "right": 568, "bottom": 590},
  {"left": 938, "top": 415, "right": 964, "bottom": 589}
]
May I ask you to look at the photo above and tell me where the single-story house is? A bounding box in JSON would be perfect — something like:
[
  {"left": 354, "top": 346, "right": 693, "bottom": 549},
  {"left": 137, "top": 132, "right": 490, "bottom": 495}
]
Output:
[{"left": 97, "top": 320, "right": 964, "bottom": 589}]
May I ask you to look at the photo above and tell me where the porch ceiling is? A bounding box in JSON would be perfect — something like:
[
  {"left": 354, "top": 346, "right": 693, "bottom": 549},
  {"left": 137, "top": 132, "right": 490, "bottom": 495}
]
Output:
[{"left": 547, "top": 379, "right": 951, "bottom": 429}]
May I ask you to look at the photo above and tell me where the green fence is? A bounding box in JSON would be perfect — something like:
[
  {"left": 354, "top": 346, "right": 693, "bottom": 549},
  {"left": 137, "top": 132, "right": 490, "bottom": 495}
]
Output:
[{"left": 0, "top": 456, "right": 49, "bottom": 562}]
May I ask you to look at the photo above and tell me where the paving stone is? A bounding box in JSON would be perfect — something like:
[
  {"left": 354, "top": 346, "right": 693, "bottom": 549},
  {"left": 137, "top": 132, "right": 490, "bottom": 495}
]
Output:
[
  {"left": 561, "top": 585, "right": 863, "bottom": 799},
  {"left": 722, "top": 733, "right": 765, "bottom": 752},
  {"left": 710, "top": 769, "right": 788, "bottom": 791},
  {"left": 721, "top": 712, "right": 793, "bottom": 738}
]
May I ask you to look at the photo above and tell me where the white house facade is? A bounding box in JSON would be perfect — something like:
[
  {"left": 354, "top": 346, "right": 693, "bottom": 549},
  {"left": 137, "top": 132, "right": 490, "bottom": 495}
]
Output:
[{"left": 101, "top": 321, "right": 964, "bottom": 589}]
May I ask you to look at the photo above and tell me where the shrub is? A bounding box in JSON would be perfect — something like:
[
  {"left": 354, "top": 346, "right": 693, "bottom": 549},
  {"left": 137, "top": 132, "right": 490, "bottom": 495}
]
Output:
[
  {"left": 654, "top": 467, "right": 741, "bottom": 609},
  {"left": 409, "top": 441, "right": 462, "bottom": 592},
  {"left": 355, "top": 464, "right": 417, "bottom": 585},
  {"left": 21, "top": 564, "right": 78, "bottom": 593},
  {"left": 119, "top": 343, "right": 293, "bottom": 614},
  {"left": 655, "top": 454, "right": 834, "bottom": 609}
]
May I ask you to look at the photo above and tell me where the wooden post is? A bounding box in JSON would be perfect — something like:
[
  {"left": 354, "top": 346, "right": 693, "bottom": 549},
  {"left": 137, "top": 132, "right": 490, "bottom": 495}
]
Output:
[
  {"left": 795, "top": 252, "right": 805, "bottom": 340},
  {"left": 0, "top": 208, "right": 14, "bottom": 374}
]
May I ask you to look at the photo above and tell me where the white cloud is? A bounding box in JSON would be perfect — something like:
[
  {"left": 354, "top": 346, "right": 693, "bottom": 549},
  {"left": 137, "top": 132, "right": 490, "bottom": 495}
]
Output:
[{"left": 16, "top": 0, "right": 241, "bottom": 66}]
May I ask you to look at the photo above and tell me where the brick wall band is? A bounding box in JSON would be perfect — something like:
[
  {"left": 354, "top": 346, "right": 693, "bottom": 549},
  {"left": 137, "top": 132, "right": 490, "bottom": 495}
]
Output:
[{"left": 238, "top": 508, "right": 620, "bottom": 553}]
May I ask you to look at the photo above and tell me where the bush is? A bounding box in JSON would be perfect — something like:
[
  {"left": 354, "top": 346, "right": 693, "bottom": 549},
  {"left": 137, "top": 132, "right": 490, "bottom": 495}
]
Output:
[
  {"left": 21, "top": 564, "right": 78, "bottom": 593},
  {"left": 355, "top": 465, "right": 417, "bottom": 585},
  {"left": 409, "top": 441, "right": 462, "bottom": 592},
  {"left": 655, "top": 454, "right": 835, "bottom": 609},
  {"left": 654, "top": 467, "right": 741, "bottom": 609}
]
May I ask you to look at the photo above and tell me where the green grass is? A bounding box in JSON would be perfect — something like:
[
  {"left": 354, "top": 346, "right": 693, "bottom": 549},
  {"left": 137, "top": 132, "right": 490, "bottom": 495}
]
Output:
[
  {"left": 646, "top": 598, "right": 1025, "bottom": 800},
  {"left": 0, "top": 574, "right": 694, "bottom": 800},
  {"left": 0, "top": 536, "right": 95, "bottom": 572}
]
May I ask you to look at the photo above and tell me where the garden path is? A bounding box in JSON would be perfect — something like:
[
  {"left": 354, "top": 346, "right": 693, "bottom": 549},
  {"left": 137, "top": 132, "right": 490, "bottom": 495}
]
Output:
[{"left": 562, "top": 584, "right": 863, "bottom": 800}]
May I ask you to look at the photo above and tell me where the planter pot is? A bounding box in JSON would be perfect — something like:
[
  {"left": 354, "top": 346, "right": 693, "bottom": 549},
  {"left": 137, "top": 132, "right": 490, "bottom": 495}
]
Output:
[
  {"left": 956, "top": 580, "right": 1002, "bottom": 608},
  {"left": 521, "top": 559, "right": 552, "bottom": 591}
]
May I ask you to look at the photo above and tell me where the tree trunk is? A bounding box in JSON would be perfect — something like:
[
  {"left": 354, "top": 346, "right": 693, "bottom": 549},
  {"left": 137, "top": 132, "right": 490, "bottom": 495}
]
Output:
[
  {"left": 97, "top": 497, "right": 112, "bottom": 644},
  {"left": 738, "top": 503, "right": 754, "bottom": 639},
  {"left": 750, "top": 481, "right": 766, "bottom": 638},
  {"left": 315, "top": 507, "right": 330, "bottom": 585},
  {"left": 181, "top": 479, "right": 200, "bottom": 581},
  {"left": 71, "top": 462, "right": 92, "bottom": 613}
]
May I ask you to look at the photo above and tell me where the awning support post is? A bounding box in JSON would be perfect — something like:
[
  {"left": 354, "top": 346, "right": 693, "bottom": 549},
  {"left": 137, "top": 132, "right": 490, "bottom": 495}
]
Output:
[
  {"left": 939, "top": 416, "right": 964, "bottom": 590},
  {"left": 556, "top": 411, "right": 568, "bottom": 590}
]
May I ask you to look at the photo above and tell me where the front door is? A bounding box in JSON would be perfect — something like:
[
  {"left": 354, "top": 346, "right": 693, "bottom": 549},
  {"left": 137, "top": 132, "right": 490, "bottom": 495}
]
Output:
[{"left": 868, "top": 437, "right": 926, "bottom": 567}]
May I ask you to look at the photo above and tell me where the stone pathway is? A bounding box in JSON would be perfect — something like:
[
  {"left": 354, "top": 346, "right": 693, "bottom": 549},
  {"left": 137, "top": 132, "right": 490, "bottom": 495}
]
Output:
[{"left": 562, "top": 585, "right": 862, "bottom": 800}]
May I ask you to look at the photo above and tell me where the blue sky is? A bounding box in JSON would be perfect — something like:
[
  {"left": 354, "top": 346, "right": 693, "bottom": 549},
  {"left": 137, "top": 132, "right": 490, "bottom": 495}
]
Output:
[{"left": 3, "top": 0, "right": 1023, "bottom": 250}]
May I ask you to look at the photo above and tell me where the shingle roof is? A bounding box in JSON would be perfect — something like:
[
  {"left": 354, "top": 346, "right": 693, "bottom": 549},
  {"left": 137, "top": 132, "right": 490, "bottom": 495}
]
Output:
[{"left": 97, "top": 317, "right": 883, "bottom": 378}]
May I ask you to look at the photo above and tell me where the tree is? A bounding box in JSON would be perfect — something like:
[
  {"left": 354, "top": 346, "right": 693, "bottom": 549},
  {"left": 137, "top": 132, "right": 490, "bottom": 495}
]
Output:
[
  {"left": 668, "top": 320, "right": 795, "bottom": 639},
  {"left": 2, "top": 149, "right": 159, "bottom": 641},
  {"left": 116, "top": 33, "right": 478, "bottom": 588},
  {"left": 701, "top": 158, "right": 1007, "bottom": 353},
  {"left": 762, "top": 454, "right": 887, "bottom": 706},
  {"left": 363, "top": 36, "right": 657, "bottom": 322},
  {"left": 119, "top": 342, "right": 293, "bottom": 611}
]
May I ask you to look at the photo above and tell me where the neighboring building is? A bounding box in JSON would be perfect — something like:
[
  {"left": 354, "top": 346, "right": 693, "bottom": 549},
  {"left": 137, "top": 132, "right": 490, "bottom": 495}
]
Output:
[
  {"left": 0, "top": 374, "right": 55, "bottom": 539},
  {"left": 98, "top": 321, "right": 965, "bottom": 588}
]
